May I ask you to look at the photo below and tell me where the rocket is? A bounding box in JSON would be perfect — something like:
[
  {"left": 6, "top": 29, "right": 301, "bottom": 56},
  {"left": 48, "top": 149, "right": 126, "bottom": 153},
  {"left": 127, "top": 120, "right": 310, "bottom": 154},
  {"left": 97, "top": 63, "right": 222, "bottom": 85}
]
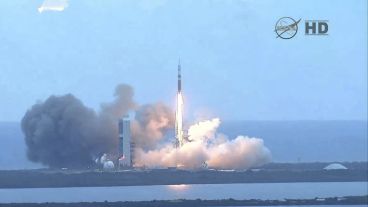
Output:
[
  {"left": 178, "top": 60, "right": 182, "bottom": 92},
  {"left": 175, "top": 59, "right": 184, "bottom": 148}
]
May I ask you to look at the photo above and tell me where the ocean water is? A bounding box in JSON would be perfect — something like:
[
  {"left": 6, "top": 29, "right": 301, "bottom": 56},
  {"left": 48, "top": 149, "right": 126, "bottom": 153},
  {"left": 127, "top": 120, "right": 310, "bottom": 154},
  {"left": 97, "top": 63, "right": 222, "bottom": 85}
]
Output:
[
  {"left": 0, "top": 182, "right": 367, "bottom": 203},
  {"left": 218, "top": 120, "right": 367, "bottom": 162},
  {"left": 0, "top": 120, "right": 367, "bottom": 169}
]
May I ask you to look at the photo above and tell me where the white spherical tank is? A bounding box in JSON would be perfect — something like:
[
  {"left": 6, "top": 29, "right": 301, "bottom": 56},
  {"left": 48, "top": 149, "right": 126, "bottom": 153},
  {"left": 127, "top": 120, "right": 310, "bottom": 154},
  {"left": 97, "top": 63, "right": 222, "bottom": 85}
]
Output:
[{"left": 103, "top": 161, "right": 115, "bottom": 170}]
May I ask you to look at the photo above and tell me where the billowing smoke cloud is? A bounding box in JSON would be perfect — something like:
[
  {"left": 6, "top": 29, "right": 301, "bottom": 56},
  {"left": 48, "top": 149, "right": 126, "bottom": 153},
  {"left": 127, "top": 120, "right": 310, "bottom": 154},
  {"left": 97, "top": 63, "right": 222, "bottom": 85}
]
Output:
[
  {"left": 131, "top": 103, "right": 175, "bottom": 150},
  {"left": 134, "top": 118, "right": 271, "bottom": 170},
  {"left": 22, "top": 84, "right": 271, "bottom": 169},
  {"left": 22, "top": 84, "right": 137, "bottom": 168}
]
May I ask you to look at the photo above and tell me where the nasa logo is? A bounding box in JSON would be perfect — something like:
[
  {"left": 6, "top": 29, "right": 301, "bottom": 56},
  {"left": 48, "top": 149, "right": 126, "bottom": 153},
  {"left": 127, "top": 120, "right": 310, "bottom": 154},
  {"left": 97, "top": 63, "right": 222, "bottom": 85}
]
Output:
[
  {"left": 275, "top": 17, "right": 329, "bottom": 39},
  {"left": 274, "top": 17, "right": 301, "bottom": 39}
]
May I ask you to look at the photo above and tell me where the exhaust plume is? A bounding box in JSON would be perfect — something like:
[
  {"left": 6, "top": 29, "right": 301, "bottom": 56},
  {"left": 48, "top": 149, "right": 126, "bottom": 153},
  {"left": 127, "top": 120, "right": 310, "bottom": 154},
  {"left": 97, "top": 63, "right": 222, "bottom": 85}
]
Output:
[{"left": 135, "top": 118, "right": 271, "bottom": 169}]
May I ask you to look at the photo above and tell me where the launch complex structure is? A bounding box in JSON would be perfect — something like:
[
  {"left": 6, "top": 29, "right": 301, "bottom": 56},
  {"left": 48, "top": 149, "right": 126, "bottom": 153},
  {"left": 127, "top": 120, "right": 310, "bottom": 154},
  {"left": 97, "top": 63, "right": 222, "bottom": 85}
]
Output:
[
  {"left": 116, "top": 60, "right": 186, "bottom": 169},
  {"left": 117, "top": 116, "right": 134, "bottom": 168}
]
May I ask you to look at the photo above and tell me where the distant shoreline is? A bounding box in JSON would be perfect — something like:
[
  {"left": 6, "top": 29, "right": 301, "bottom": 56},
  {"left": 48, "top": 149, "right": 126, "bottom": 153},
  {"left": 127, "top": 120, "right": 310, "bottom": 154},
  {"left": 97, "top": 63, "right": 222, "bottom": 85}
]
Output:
[
  {"left": 0, "top": 166, "right": 367, "bottom": 189},
  {"left": 1, "top": 195, "right": 367, "bottom": 207}
]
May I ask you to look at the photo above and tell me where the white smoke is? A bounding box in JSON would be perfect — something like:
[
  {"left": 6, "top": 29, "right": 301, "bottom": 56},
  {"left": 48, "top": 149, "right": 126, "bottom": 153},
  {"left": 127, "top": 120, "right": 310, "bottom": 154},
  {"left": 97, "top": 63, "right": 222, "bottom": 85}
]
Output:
[
  {"left": 134, "top": 118, "right": 271, "bottom": 170},
  {"left": 38, "top": 0, "right": 69, "bottom": 13},
  {"left": 188, "top": 118, "right": 220, "bottom": 142}
]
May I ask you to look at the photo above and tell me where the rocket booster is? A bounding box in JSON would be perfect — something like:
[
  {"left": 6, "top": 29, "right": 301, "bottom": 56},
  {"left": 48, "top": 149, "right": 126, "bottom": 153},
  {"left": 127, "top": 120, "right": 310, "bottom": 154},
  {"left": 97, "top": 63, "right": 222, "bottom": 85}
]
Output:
[
  {"left": 175, "top": 59, "right": 184, "bottom": 148},
  {"left": 178, "top": 62, "right": 181, "bottom": 92}
]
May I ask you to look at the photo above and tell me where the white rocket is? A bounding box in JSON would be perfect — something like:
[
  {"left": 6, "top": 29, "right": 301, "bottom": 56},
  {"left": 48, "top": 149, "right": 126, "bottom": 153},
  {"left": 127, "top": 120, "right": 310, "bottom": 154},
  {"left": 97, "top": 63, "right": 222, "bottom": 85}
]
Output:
[{"left": 175, "top": 60, "right": 184, "bottom": 147}]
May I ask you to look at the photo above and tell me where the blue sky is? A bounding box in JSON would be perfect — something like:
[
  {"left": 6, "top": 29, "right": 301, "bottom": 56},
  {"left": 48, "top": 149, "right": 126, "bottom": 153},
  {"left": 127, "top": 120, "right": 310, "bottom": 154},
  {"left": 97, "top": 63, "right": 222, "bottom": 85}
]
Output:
[{"left": 0, "top": 0, "right": 367, "bottom": 121}]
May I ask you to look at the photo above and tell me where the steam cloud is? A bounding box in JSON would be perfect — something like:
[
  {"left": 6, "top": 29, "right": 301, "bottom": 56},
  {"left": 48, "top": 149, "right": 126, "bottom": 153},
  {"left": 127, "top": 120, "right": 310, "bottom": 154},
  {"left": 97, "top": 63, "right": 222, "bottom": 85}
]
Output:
[{"left": 22, "top": 84, "right": 271, "bottom": 169}]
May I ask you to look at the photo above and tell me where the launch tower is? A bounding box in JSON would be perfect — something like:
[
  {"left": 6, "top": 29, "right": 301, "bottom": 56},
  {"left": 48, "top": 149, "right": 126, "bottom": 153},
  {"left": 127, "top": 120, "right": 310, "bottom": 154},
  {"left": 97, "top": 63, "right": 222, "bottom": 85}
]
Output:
[{"left": 118, "top": 116, "right": 133, "bottom": 168}]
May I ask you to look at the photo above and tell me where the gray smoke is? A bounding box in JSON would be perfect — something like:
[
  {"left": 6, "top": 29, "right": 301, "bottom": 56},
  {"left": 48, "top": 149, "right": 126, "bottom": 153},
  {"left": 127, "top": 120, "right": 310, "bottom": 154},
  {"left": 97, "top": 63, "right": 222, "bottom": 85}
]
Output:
[
  {"left": 131, "top": 103, "right": 175, "bottom": 150},
  {"left": 21, "top": 84, "right": 142, "bottom": 168}
]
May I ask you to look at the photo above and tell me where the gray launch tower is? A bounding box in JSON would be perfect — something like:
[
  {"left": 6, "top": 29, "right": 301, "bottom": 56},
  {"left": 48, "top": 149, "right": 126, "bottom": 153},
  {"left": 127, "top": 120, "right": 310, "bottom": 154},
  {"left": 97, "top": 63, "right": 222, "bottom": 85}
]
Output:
[{"left": 118, "top": 116, "right": 134, "bottom": 168}]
